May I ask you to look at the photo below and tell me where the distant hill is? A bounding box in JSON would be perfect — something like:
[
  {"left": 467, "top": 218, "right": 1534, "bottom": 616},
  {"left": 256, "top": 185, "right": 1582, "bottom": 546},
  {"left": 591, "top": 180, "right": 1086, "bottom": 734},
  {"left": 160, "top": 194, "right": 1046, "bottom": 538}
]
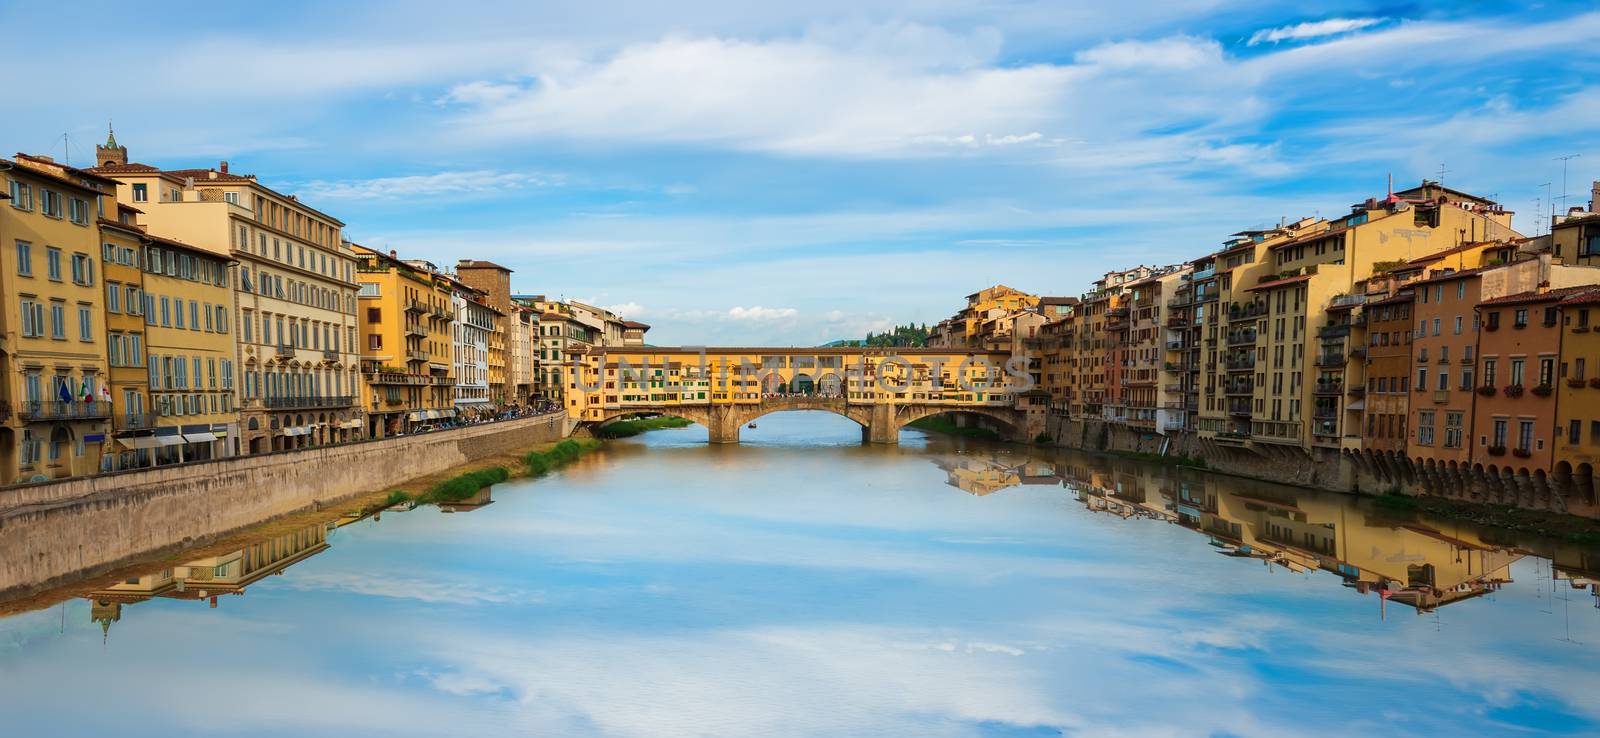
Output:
[{"left": 819, "top": 323, "right": 930, "bottom": 348}]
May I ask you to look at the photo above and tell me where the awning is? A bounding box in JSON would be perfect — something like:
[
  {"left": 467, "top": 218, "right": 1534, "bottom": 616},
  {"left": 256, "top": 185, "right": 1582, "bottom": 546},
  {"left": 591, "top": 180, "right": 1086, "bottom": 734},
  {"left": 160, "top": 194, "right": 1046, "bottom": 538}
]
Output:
[
  {"left": 182, "top": 432, "right": 219, "bottom": 444},
  {"left": 407, "top": 410, "right": 430, "bottom": 421},
  {"left": 342, "top": 419, "right": 363, "bottom": 429},
  {"left": 281, "top": 426, "right": 311, "bottom": 437},
  {"left": 437, "top": 408, "right": 458, "bottom": 417},
  {"left": 118, "top": 436, "right": 166, "bottom": 450}
]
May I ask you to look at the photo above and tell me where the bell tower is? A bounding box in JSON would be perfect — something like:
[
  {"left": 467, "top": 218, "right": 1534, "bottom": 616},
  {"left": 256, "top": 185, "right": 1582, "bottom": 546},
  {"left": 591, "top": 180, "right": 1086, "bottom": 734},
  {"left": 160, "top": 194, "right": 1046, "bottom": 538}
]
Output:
[{"left": 96, "top": 122, "right": 127, "bottom": 167}]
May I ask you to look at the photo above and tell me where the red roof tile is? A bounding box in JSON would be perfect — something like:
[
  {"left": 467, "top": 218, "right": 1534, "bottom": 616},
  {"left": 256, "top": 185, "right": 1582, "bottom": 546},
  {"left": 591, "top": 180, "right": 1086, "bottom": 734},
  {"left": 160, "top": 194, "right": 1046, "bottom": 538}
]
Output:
[
  {"left": 1478, "top": 285, "right": 1598, "bottom": 307},
  {"left": 1246, "top": 274, "right": 1314, "bottom": 292}
]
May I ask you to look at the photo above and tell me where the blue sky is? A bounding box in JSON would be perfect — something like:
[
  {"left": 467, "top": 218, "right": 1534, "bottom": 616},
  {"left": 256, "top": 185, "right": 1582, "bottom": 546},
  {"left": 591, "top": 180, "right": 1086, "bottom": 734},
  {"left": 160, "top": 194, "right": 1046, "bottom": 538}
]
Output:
[{"left": 6, "top": 1, "right": 1599, "bottom": 344}]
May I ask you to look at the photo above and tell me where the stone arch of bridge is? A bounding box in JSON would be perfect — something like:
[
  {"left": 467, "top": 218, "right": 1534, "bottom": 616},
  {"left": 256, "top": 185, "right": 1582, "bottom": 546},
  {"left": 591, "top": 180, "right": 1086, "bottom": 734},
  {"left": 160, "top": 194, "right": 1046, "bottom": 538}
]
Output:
[{"left": 584, "top": 399, "right": 1025, "bottom": 445}]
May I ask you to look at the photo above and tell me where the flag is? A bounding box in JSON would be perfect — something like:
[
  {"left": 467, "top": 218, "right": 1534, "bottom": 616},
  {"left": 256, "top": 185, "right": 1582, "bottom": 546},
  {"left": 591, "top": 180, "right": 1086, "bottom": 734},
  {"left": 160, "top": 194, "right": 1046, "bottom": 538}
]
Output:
[
  {"left": 80, "top": 377, "right": 93, "bottom": 403},
  {"left": 57, "top": 378, "right": 72, "bottom": 404}
]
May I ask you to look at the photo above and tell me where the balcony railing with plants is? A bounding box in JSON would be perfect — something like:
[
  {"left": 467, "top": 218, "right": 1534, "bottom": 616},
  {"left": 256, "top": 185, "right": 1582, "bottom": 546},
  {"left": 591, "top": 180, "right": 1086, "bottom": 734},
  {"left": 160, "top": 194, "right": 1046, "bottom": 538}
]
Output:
[
  {"left": 1513, "top": 447, "right": 1533, "bottom": 458},
  {"left": 1532, "top": 384, "right": 1554, "bottom": 397},
  {"left": 1503, "top": 384, "right": 1524, "bottom": 398},
  {"left": 1486, "top": 445, "right": 1506, "bottom": 456},
  {"left": 18, "top": 401, "right": 112, "bottom": 420}
]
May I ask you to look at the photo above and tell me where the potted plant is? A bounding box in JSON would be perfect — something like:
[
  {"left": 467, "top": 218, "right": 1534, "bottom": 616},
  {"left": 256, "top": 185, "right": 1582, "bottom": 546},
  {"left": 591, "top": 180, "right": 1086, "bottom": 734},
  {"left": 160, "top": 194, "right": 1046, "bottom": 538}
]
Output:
[
  {"left": 1532, "top": 384, "right": 1553, "bottom": 397},
  {"left": 1503, "top": 384, "right": 1524, "bottom": 398},
  {"left": 1487, "top": 445, "right": 1506, "bottom": 456},
  {"left": 1513, "top": 447, "right": 1532, "bottom": 458},
  {"left": 1477, "top": 385, "right": 1498, "bottom": 397},
  {"left": 1590, "top": 377, "right": 1600, "bottom": 389},
  {"left": 1569, "top": 378, "right": 1587, "bottom": 389}
]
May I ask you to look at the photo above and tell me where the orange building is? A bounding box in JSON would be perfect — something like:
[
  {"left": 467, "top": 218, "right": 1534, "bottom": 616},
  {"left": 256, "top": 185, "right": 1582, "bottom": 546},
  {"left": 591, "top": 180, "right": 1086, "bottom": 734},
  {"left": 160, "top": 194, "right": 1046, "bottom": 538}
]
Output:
[
  {"left": 1471, "top": 288, "right": 1585, "bottom": 470},
  {"left": 1360, "top": 292, "right": 1414, "bottom": 455},
  {"left": 1406, "top": 270, "right": 1481, "bottom": 467}
]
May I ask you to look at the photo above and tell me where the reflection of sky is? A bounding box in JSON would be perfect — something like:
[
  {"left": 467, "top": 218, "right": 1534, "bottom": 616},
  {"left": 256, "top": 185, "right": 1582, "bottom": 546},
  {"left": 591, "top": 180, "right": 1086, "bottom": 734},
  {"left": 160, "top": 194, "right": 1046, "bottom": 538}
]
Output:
[{"left": 1, "top": 411, "right": 1598, "bottom": 737}]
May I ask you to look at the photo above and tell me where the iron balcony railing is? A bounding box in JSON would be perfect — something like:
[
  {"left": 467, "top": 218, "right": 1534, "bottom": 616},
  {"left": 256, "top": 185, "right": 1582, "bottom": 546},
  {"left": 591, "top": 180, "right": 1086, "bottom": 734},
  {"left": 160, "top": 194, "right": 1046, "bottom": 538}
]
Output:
[
  {"left": 18, "top": 400, "right": 112, "bottom": 420},
  {"left": 263, "top": 395, "right": 354, "bottom": 410}
]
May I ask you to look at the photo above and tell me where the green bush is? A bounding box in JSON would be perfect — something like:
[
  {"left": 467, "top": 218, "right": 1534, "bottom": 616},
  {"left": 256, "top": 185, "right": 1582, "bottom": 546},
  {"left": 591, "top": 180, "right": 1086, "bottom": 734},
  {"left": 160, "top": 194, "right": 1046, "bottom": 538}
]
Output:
[
  {"left": 525, "top": 438, "right": 600, "bottom": 476},
  {"left": 595, "top": 415, "right": 693, "bottom": 438},
  {"left": 383, "top": 489, "right": 411, "bottom": 506},
  {"left": 1034, "top": 432, "right": 1053, "bottom": 444},
  {"left": 421, "top": 466, "right": 508, "bottom": 503}
]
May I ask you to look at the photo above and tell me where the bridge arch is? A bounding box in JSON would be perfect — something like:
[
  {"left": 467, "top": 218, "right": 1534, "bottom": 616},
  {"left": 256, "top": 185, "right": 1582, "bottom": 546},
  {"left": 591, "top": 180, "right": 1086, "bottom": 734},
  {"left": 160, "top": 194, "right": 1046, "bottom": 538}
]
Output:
[{"left": 582, "top": 398, "right": 1026, "bottom": 445}]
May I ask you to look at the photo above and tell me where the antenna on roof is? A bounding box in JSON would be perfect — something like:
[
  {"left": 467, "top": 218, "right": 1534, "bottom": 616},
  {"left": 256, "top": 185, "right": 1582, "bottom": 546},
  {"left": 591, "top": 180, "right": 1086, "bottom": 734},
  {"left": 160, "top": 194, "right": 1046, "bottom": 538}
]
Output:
[{"left": 1436, "top": 163, "right": 1450, "bottom": 185}]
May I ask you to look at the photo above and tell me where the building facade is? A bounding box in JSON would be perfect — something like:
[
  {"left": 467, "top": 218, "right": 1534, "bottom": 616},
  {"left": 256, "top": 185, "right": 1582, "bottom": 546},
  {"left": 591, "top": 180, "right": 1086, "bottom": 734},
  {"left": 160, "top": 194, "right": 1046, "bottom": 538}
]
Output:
[
  {"left": 91, "top": 141, "right": 362, "bottom": 454},
  {"left": 353, "top": 245, "right": 456, "bottom": 436},
  {"left": 138, "top": 234, "right": 238, "bottom": 463}
]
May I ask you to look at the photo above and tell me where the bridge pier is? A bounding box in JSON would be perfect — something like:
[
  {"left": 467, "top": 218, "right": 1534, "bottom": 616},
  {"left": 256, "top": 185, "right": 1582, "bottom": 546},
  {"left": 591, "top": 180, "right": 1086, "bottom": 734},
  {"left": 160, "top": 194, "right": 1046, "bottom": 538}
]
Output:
[
  {"left": 864, "top": 403, "right": 899, "bottom": 444},
  {"left": 706, "top": 405, "right": 741, "bottom": 444}
]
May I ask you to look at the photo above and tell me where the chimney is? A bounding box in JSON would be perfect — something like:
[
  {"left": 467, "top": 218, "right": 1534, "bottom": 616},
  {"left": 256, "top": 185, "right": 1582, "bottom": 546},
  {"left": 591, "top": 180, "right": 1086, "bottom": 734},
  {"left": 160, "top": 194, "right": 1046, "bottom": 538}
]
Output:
[
  {"left": 389, "top": 249, "right": 398, "bottom": 259},
  {"left": 219, "top": 161, "right": 229, "bottom": 174},
  {"left": 1591, "top": 180, "right": 1599, "bottom": 213}
]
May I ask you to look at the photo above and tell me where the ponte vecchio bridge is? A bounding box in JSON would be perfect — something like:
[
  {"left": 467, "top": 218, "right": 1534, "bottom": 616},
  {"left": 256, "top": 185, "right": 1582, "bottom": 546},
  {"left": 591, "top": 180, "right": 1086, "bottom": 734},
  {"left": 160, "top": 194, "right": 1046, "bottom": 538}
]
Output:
[{"left": 562, "top": 347, "right": 1043, "bottom": 444}]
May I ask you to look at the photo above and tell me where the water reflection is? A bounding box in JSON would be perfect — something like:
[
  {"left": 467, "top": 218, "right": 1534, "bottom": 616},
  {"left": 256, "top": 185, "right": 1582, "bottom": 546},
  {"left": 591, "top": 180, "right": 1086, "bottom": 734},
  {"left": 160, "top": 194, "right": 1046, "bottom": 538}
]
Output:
[{"left": 3, "top": 411, "right": 1599, "bottom": 737}]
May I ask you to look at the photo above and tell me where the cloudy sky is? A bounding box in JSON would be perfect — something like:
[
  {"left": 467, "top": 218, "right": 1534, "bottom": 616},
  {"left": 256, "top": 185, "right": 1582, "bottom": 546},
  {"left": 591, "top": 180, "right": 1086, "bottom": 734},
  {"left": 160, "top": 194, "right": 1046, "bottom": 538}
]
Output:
[{"left": 7, "top": 1, "right": 1599, "bottom": 344}]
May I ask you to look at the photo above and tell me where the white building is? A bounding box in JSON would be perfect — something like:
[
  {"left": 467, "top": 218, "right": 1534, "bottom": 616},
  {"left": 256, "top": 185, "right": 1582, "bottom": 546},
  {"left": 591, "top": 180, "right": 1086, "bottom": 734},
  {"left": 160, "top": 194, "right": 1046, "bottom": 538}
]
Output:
[{"left": 452, "top": 289, "right": 494, "bottom": 416}]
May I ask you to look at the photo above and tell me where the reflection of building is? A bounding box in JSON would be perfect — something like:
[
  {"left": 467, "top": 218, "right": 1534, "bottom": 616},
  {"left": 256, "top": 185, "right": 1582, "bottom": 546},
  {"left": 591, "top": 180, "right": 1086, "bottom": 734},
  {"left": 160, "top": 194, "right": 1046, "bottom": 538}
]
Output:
[
  {"left": 1059, "top": 449, "right": 1528, "bottom": 613},
  {"left": 88, "top": 522, "right": 333, "bottom": 637}
]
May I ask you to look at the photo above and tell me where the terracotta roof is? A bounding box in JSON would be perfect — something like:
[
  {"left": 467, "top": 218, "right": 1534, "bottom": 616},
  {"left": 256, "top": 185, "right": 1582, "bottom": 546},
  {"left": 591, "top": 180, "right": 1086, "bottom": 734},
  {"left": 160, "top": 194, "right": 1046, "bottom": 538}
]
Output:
[
  {"left": 1411, "top": 266, "right": 1490, "bottom": 284},
  {"left": 1364, "top": 291, "right": 1415, "bottom": 307},
  {"left": 88, "top": 162, "right": 162, "bottom": 174},
  {"left": 1554, "top": 213, "right": 1600, "bottom": 229},
  {"left": 1559, "top": 288, "right": 1600, "bottom": 306},
  {"left": 621, "top": 320, "right": 651, "bottom": 329},
  {"left": 1039, "top": 296, "right": 1078, "bottom": 305},
  {"left": 456, "top": 259, "right": 512, "bottom": 272},
  {"left": 143, "top": 232, "right": 228, "bottom": 259},
  {"left": 9, "top": 155, "right": 116, "bottom": 193},
  {"left": 97, "top": 217, "right": 144, "bottom": 235},
  {"left": 1246, "top": 274, "right": 1314, "bottom": 292},
  {"left": 1407, "top": 241, "right": 1495, "bottom": 266},
  {"left": 89, "top": 161, "right": 347, "bottom": 226},
  {"left": 1478, "top": 285, "right": 1598, "bottom": 307}
]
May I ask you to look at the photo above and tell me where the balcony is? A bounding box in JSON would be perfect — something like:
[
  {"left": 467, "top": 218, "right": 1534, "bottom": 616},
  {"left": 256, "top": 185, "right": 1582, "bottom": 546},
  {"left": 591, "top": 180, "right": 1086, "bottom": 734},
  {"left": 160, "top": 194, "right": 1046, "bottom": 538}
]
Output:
[
  {"left": 407, "top": 350, "right": 431, "bottom": 363},
  {"left": 1433, "top": 390, "right": 1449, "bottom": 404},
  {"left": 1317, "top": 324, "right": 1351, "bottom": 339},
  {"left": 1314, "top": 354, "right": 1346, "bottom": 368},
  {"left": 274, "top": 345, "right": 297, "bottom": 359},
  {"left": 117, "top": 412, "right": 160, "bottom": 429},
  {"left": 431, "top": 305, "right": 453, "bottom": 320},
  {"left": 405, "top": 325, "right": 429, "bottom": 338},
  {"left": 1166, "top": 339, "right": 1185, "bottom": 350},
  {"left": 406, "top": 299, "right": 428, "bottom": 314},
  {"left": 1190, "top": 266, "right": 1217, "bottom": 281},
  {"left": 1224, "top": 383, "right": 1253, "bottom": 396},
  {"left": 322, "top": 349, "right": 340, "bottom": 362},
  {"left": 1312, "top": 410, "right": 1338, "bottom": 422},
  {"left": 18, "top": 400, "right": 113, "bottom": 420},
  {"left": 1196, "top": 291, "right": 1219, "bottom": 303},
  {"left": 1348, "top": 347, "right": 1367, "bottom": 360},
  {"left": 1226, "top": 331, "right": 1256, "bottom": 346},
  {"left": 263, "top": 395, "right": 354, "bottom": 410},
  {"left": 1227, "top": 303, "right": 1266, "bottom": 322},
  {"left": 1313, "top": 382, "right": 1343, "bottom": 396},
  {"left": 1225, "top": 358, "right": 1256, "bottom": 371},
  {"left": 1227, "top": 404, "right": 1252, "bottom": 418},
  {"left": 1328, "top": 294, "right": 1366, "bottom": 309}
]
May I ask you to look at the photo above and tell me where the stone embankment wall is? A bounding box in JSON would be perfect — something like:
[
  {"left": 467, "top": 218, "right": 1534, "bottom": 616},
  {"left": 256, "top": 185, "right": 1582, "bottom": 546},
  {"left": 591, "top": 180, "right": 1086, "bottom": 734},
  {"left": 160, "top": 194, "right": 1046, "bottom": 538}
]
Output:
[
  {"left": 1041, "top": 413, "right": 1592, "bottom": 515},
  {"left": 0, "top": 412, "right": 569, "bottom": 598}
]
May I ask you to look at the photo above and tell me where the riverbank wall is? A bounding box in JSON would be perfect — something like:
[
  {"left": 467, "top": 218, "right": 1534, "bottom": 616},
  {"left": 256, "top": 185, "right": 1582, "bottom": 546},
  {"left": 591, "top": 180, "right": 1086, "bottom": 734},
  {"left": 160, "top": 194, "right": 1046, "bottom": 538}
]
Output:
[
  {"left": 0, "top": 412, "right": 570, "bottom": 598},
  {"left": 1041, "top": 414, "right": 1597, "bottom": 518}
]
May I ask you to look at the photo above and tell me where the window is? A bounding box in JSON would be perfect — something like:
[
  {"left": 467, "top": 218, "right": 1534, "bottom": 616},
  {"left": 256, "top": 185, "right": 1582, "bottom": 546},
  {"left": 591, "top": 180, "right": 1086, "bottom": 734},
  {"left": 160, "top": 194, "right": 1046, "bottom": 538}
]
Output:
[
  {"left": 19, "top": 298, "right": 43, "bottom": 337},
  {"left": 106, "top": 283, "right": 121, "bottom": 312},
  {"left": 39, "top": 189, "right": 61, "bottom": 218},
  {"left": 368, "top": 334, "right": 382, "bottom": 351},
  {"left": 1483, "top": 358, "right": 1497, "bottom": 386},
  {"left": 15, "top": 240, "right": 32, "bottom": 276},
  {"left": 70, "top": 253, "right": 93, "bottom": 285},
  {"left": 1510, "top": 358, "right": 1525, "bottom": 386},
  {"left": 174, "top": 298, "right": 185, "bottom": 329},
  {"left": 49, "top": 301, "right": 65, "bottom": 339},
  {"left": 1417, "top": 411, "right": 1435, "bottom": 446},
  {"left": 1437, "top": 370, "right": 1449, "bottom": 391},
  {"left": 78, "top": 306, "right": 92, "bottom": 342},
  {"left": 46, "top": 248, "right": 61, "bottom": 280},
  {"left": 1518, "top": 420, "right": 1534, "bottom": 451},
  {"left": 1486, "top": 311, "right": 1500, "bottom": 330},
  {"left": 1570, "top": 419, "right": 1581, "bottom": 445},
  {"left": 8, "top": 179, "right": 33, "bottom": 209},
  {"left": 1454, "top": 316, "right": 1462, "bottom": 334},
  {"left": 1416, "top": 367, "right": 1427, "bottom": 389},
  {"left": 68, "top": 197, "right": 88, "bottom": 224},
  {"left": 1513, "top": 308, "right": 1528, "bottom": 328},
  {"left": 1539, "top": 358, "right": 1555, "bottom": 387},
  {"left": 1492, "top": 418, "right": 1508, "bottom": 448},
  {"left": 1461, "top": 366, "right": 1474, "bottom": 390},
  {"left": 1444, "top": 412, "right": 1463, "bottom": 448},
  {"left": 131, "top": 183, "right": 148, "bottom": 202}
]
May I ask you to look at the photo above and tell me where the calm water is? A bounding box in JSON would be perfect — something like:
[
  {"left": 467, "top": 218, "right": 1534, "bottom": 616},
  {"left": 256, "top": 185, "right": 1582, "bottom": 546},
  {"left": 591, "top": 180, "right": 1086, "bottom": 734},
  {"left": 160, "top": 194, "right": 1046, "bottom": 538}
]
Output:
[{"left": 2, "top": 412, "right": 1599, "bottom": 737}]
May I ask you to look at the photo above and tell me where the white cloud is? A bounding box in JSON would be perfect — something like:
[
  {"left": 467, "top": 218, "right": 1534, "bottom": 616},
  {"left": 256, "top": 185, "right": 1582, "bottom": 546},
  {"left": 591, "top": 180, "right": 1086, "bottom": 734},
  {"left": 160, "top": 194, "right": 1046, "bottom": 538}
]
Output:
[
  {"left": 724, "top": 306, "right": 798, "bottom": 321},
  {"left": 603, "top": 301, "right": 645, "bottom": 318},
  {"left": 297, "top": 170, "right": 561, "bottom": 200},
  {"left": 1248, "top": 17, "right": 1383, "bottom": 46}
]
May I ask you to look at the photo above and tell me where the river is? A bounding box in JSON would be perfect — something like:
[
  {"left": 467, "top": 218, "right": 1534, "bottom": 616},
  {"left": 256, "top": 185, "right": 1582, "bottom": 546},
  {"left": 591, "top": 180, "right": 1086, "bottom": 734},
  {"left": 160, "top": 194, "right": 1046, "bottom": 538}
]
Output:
[{"left": 1, "top": 411, "right": 1597, "bottom": 737}]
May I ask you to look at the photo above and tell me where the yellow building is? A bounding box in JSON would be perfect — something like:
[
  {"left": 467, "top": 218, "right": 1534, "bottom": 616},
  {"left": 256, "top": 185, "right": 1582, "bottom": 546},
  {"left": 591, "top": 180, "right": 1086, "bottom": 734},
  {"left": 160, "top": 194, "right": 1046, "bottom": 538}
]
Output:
[
  {"left": 1555, "top": 288, "right": 1600, "bottom": 517},
  {"left": 0, "top": 155, "right": 116, "bottom": 482},
  {"left": 99, "top": 202, "right": 152, "bottom": 470},
  {"left": 90, "top": 136, "right": 363, "bottom": 454},
  {"left": 137, "top": 234, "right": 239, "bottom": 462},
  {"left": 352, "top": 245, "right": 456, "bottom": 437}
]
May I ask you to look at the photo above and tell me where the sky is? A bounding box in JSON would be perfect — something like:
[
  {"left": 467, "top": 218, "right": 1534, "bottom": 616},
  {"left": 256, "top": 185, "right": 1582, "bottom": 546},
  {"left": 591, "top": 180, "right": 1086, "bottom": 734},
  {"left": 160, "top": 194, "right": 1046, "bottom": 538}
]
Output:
[
  {"left": 6, "top": 1, "right": 1600, "bottom": 345},
  {"left": 1, "top": 414, "right": 1597, "bottom": 737}
]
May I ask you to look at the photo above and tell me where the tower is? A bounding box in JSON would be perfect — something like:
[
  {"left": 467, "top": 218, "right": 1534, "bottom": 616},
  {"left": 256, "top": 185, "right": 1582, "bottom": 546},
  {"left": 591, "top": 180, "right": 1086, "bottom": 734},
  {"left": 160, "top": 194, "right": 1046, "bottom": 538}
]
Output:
[{"left": 96, "top": 123, "right": 127, "bottom": 167}]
